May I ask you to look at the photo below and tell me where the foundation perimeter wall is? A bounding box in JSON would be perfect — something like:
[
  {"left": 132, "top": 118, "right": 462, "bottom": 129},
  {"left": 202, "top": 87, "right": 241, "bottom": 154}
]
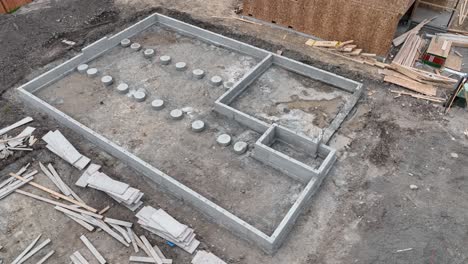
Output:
[{"left": 243, "top": 0, "right": 415, "bottom": 55}]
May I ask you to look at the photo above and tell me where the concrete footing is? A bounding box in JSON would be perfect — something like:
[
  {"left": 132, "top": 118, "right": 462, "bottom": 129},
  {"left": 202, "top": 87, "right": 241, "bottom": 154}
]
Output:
[
  {"left": 121, "top": 39, "right": 131, "bottom": 47},
  {"left": 191, "top": 120, "right": 205, "bottom": 132},
  {"left": 130, "top": 43, "right": 142, "bottom": 51},
  {"left": 217, "top": 134, "right": 232, "bottom": 146},
  {"left": 192, "top": 69, "right": 205, "bottom": 79},
  {"left": 170, "top": 109, "right": 184, "bottom": 120},
  {"left": 77, "top": 64, "right": 89, "bottom": 74},
  {"left": 17, "top": 12, "right": 361, "bottom": 254},
  {"left": 144, "top": 49, "right": 155, "bottom": 58},
  {"left": 210, "top": 76, "right": 223, "bottom": 86},
  {"left": 175, "top": 62, "right": 187, "bottom": 71},
  {"left": 116, "top": 83, "right": 129, "bottom": 94},
  {"left": 151, "top": 99, "right": 165, "bottom": 110},
  {"left": 101, "top": 76, "right": 113, "bottom": 86},
  {"left": 233, "top": 141, "right": 248, "bottom": 154},
  {"left": 160, "top": 55, "right": 171, "bottom": 65},
  {"left": 133, "top": 90, "right": 146, "bottom": 102},
  {"left": 86, "top": 68, "right": 99, "bottom": 77}
]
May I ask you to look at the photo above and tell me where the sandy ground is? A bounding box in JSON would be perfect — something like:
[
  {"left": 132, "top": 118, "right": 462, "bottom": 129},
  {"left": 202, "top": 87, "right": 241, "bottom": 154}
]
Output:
[{"left": 0, "top": 0, "right": 468, "bottom": 263}]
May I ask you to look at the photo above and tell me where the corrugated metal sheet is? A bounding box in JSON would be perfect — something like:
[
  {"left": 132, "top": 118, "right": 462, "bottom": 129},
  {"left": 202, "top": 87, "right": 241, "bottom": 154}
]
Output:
[
  {"left": 243, "top": 0, "right": 415, "bottom": 55},
  {"left": 0, "top": 0, "right": 32, "bottom": 13}
]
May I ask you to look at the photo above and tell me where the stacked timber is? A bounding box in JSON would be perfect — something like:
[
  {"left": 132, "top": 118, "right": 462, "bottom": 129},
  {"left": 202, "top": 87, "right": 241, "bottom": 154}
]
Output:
[
  {"left": 136, "top": 206, "right": 200, "bottom": 254},
  {"left": 76, "top": 164, "right": 144, "bottom": 211}
]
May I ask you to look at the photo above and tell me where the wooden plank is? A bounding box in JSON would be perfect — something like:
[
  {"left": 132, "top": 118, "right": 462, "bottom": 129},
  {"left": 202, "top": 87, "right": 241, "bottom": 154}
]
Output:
[
  {"left": 110, "top": 224, "right": 132, "bottom": 243},
  {"left": 0, "top": 117, "right": 33, "bottom": 136},
  {"left": 39, "top": 162, "right": 70, "bottom": 196},
  {"left": 9, "top": 173, "right": 97, "bottom": 212},
  {"left": 66, "top": 214, "right": 95, "bottom": 232},
  {"left": 384, "top": 75, "right": 437, "bottom": 96},
  {"left": 104, "top": 217, "right": 133, "bottom": 228},
  {"left": 87, "top": 218, "right": 129, "bottom": 247},
  {"left": 36, "top": 250, "right": 55, "bottom": 264},
  {"left": 390, "top": 90, "right": 446, "bottom": 102},
  {"left": 73, "top": 251, "right": 90, "bottom": 264},
  {"left": 349, "top": 48, "right": 363, "bottom": 56},
  {"left": 14, "top": 190, "right": 103, "bottom": 218},
  {"left": 140, "top": 235, "right": 163, "bottom": 264},
  {"left": 427, "top": 37, "right": 452, "bottom": 58},
  {"left": 127, "top": 227, "right": 139, "bottom": 253},
  {"left": 11, "top": 234, "right": 42, "bottom": 264},
  {"left": 80, "top": 235, "right": 107, "bottom": 264},
  {"left": 17, "top": 238, "right": 51, "bottom": 264},
  {"left": 445, "top": 51, "right": 463, "bottom": 71}
]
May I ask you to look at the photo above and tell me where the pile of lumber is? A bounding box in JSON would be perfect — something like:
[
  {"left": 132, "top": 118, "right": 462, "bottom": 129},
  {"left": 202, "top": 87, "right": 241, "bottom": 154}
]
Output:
[
  {"left": 0, "top": 117, "right": 36, "bottom": 159},
  {"left": 42, "top": 130, "right": 90, "bottom": 170},
  {"left": 76, "top": 164, "right": 144, "bottom": 211},
  {"left": 136, "top": 206, "right": 200, "bottom": 254},
  {"left": 128, "top": 235, "right": 173, "bottom": 264},
  {"left": 192, "top": 250, "right": 226, "bottom": 264},
  {"left": 393, "top": 32, "right": 425, "bottom": 67},
  {"left": 11, "top": 234, "right": 53, "bottom": 264},
  {"left": 305, "top": 39, "right": 387, "bottom": 68}
]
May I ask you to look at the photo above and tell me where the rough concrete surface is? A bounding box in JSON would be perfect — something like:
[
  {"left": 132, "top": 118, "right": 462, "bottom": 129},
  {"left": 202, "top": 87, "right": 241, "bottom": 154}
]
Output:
[{"left": 0, "top": 0, "right": 468, "bottom": 264}]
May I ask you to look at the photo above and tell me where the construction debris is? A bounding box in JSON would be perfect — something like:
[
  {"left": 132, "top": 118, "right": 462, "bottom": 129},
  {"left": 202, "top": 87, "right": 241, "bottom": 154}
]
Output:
[
  {"left": 0, "top": 118, "right": 36, "bottom": 160},
  {"left": 42, "top": 130, "right": 91, "bottom": 170},
  {"left": 192, "top": 250, "right": 227, "bottom": 264},
  {"left": 76, "top": 165, "right": 144, "bottom": 211},
  {"left": 0, "top": 164, "right": 37, "bottom": 200},
  {"left": 80, "top": 235, "right": 107, "bottom": 264},
  {"left": 136, "top": 206, "right": 200, "bottom": 254}
]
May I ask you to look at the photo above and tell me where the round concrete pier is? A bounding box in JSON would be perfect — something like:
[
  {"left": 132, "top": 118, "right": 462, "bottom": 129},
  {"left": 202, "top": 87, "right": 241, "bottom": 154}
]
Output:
[
  {"left": 170, "top": 109, "right": 184, "bottom": 120},
  {"left": 101, "top": 75, "right": 113, "bottom": 86},
  {"left": 210, "top": 76, "right": 223, "bottom": 86},
  {"left": 151, "top": 99, "right": 165, "bottom": 110},
  {"left": 224, "top": 81, "right": 235, "bottom": 89},
  {"left": 116, "top": 83, "right": 129, "bottom": 94},
  {"left": 160, "top": 55, "right": 171, "bottom": 65},
  {"left": 121, "top": 39, "right": 131, "bottom": 47},
  {"left": 217, "top": 134, "right": 232, "bottom": 147},
  {"left": 133, "top": 91, "right": 146, "bottom": 102},
  {"left": 191, "top": 120, "right": 205, "bottom": 132},
  {"left": 144, "top": 49, "right": 155, "bottom": 58},
  {"left": 86, "top": 68, "right": 99, "bottom": 77},
  {"left": 192, "top": 69, "right": 205, "bottom": 79},
  {"left": 233, "top": 141, "right": 248, "bottom": 154},
  {"left": 175, "top": 62, "right": 187, "bottom": 71},
  {"left": 77, "top": 64, "right": 88, "bottom": 74},
  {"left": 130, "top": 43, "right": 141, "bottom": 51}
]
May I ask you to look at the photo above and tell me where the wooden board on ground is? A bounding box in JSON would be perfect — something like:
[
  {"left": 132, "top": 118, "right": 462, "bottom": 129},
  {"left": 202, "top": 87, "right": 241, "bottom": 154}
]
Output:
[
  {"left": 384, "top": 75, "right": 438, "bottom": 96},
  {"left": 445, "top": 51, "right": 463, "bottom": 71},
  {"left": 427, "top": 37, "right": 452, "bottom": 58}
]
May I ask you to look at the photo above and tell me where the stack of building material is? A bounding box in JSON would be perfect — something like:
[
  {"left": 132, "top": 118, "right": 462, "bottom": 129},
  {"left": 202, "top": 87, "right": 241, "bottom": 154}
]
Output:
[
  {"left": 393, "top": 32, "right": 424, "bottom": 67},
  {"left": 0, "top": 164, "right": 37, "bottom": 200},
  {"left": 305, "top": 39, "right": 387, "bottom": 68},
  {"left": 422, "top": 37, "right": 452, "bottom": 68},
  {"left": 76, "top": 165, "right": 144, "bottom": 211},
  {"left": 136, "top": 206, "right": 200, "bottom": 254},
  {"left": 42, "top": 130, "right": 90, "bottom": 170},
  {"left": 192, "top": 251, "right": 227, "bottom": 264},
  {"left": 0, "top": 117, "right": 36, "bottom": 160}
]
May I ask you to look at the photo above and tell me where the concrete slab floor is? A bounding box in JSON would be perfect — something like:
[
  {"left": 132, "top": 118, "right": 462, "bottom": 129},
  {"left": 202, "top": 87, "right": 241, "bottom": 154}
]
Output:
[
  {"left": 36, "top": 24, "right": 306, "bottom": 235},
  {"left": 230, "top": 65, "right": 351, "bottom": 138}
]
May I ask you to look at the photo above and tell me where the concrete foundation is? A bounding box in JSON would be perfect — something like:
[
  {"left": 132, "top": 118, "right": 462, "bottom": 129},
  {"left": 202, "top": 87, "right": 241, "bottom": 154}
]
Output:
[{"left": 16, "top": 13, "right": 362, "bottom": 254}]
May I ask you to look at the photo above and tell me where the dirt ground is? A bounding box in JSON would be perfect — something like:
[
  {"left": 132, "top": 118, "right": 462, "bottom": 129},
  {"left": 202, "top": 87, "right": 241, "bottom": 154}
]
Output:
[{"left": 1, "top": 0, "right": 468, "bottom": 263}]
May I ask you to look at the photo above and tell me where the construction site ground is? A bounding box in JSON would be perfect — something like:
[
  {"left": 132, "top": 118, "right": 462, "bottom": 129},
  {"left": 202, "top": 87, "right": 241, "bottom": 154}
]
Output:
[{"left": 1, "top": 0, "right": 468, "bottom": 263}]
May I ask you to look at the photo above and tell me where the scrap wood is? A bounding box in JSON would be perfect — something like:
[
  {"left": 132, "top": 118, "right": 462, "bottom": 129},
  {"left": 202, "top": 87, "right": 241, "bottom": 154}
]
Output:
[
  {"left": 445, "top": 51, "right": 463, "bottom": 71},
  {"left": 0, "top": 117, "right": 33, "bottom": 136},
  {"left": 389, "top": 63, "right": 457, "bottom": 84},
  {"left": 336, "top": 40, "right": 354, "bottom": 48},
  {"left": 36, "top": 250, "right": 55, "bottom": 264},
  {"left": 390, "top": 90, "right": 446, "bottom": 103},
  {"left": 80, "top": 235, "right": 106, "bottom": 264},
  {"left": 11, "top": 234, "right": 42, "bottom": 264},
  {"left": 140, "top": 235, "right": 163, "bottom": 264},
  {"left": 455, "top": 50, "right": 463, "bottom": 57},
  {"left": 384, "top": 75, "right": 437, "bottom": 96},
  {"left": 445, "top": 77, "right": 467, "bottom": 113},
  {"left": 305, "top": 39, "right": 339, "bottom": 48},
  {"left": 393, "top": 18, "right": 434, "bottom": 47},
  {"left": 9, "top": 173, "right": 98, "bottom": 212},
  {"left": 17, "top": 238, "right": 51, "bottom": 264}
]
